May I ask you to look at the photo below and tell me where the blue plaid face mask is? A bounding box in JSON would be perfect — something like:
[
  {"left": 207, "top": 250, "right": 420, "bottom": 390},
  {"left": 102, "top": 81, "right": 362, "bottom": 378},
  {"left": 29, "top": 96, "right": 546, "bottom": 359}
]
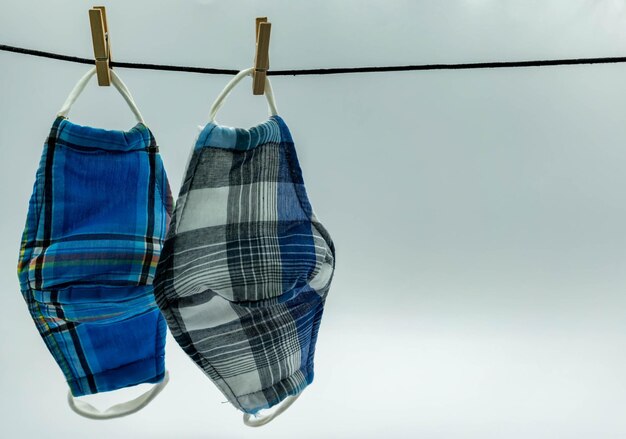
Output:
[
  {"left": 154, "top": 68, "right": 336, "bottom": 426},
  {"left": 17, "top": 67, "right": 173, "bottom": 419}
]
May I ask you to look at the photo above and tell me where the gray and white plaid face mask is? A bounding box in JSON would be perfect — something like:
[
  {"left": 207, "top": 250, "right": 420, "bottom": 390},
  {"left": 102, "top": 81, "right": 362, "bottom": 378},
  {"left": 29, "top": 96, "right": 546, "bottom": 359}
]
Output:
[{"left": 154, "top": 68, "right": 336, "bottom": 426}]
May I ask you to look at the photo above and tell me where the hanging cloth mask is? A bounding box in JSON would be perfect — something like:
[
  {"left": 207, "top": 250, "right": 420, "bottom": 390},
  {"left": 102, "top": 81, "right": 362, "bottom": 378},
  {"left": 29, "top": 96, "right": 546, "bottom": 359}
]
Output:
[
  {"left": 17, "top": 67, "right": 173, "bottom": 419},
  {"left": 154, "top": 67, "right": 336, "bottom": 426}
]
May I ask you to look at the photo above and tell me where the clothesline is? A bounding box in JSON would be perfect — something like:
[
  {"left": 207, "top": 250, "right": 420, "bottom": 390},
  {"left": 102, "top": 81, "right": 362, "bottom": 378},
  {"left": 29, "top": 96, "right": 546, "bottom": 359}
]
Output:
[{"left": 2, "top": 43, "right": 626, "bottom": 76}]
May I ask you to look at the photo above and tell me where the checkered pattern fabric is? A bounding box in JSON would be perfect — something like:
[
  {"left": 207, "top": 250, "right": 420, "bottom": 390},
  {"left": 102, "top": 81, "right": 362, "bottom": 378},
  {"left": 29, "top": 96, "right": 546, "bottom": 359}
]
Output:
[
  {"left": 154, "top": 115, "right": 335, "bottom": 414},
  {"left": 17, "top": 117, "right": 173, "bottom": 397}
]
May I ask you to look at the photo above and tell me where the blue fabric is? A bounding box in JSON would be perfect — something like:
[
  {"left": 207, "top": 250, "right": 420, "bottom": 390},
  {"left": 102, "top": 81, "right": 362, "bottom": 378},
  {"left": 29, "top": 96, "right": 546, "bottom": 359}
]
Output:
[
  {"left": 155, "top": 115, "right": 335, "bottom": 414},
  {"left": 17, "top": 117, "right": 173, "bottom": 396}
]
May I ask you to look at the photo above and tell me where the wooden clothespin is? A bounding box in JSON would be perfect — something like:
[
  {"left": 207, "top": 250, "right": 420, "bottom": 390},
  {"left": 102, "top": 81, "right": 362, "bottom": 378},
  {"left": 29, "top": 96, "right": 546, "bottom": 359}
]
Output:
[
  {"left": 252, "top": 17, "right": 271, "bottom": 95},
  {"left": 89, "top": 6, "right": 111, "bottom": 86}
]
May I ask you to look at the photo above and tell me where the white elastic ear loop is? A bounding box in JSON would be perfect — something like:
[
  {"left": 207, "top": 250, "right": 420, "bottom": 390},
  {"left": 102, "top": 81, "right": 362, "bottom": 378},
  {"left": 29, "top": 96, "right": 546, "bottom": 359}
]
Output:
[
  {"left": 208, "top": 67, "right": 278, "bottom": 123},
  {"left": 243, "top": 393, "right": 301, "bottom": 427},
  {"left": 57, "top": 67, "right": 146, "bottom": 124},
  {"left": 67, "top": 370, "right": 169, "bottom": 420},
  {"left": 109, "top": 70, "right": 145, "bottom": 124}
]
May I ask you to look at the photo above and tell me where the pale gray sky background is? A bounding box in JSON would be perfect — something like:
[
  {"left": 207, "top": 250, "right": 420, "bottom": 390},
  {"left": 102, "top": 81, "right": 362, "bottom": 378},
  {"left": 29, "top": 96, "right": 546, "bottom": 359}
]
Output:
[{"left": 3, "top": 1, "right": 626, "bottom": 438}]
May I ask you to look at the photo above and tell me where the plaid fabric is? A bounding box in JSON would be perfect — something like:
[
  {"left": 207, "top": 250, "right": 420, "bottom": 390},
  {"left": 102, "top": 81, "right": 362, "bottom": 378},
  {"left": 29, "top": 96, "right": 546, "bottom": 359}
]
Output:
[
  {"left": 154, "top": 115, "right": 335, "bottom": 414},
  {"left": 17, "top": 117, "right": 173, "bottom": 396}
]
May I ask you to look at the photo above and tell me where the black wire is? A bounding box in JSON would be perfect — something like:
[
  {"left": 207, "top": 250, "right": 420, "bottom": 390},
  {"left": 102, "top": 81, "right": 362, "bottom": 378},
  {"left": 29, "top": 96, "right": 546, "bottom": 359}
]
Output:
[{"left": 3, "top": 43, "right": 626, "bottom": 76}]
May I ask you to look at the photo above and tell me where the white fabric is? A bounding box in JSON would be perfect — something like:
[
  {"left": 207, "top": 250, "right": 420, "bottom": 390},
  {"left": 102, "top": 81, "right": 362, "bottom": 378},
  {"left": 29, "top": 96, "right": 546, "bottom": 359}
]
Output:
[
  {"left": 57, "top": 67, "right": 145, "bottom": 124},
  {"left": 67, "top": 371, "right": 169, "bottom": 420},
  {"left": 243, "top": 393, "right": 301, "bottom": 427},
  {"left": 208, "top": 67, "right": 278, "bottom": 123}
]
